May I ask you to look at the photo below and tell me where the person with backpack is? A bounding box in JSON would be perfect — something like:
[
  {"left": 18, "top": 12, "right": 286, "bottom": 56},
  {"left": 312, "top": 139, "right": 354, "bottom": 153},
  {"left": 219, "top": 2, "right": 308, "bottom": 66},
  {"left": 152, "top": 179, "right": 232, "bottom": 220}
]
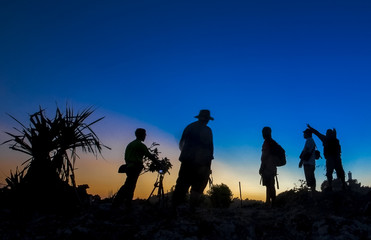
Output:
[
  {"left": 259, "top": 126, "right": 285, "bottom": 206},
  {"left": 306, "top": 124, "right": 346, "bottom": 191},
  {"left": 299, "top": 128, "right": 317, "bottom": 192}
]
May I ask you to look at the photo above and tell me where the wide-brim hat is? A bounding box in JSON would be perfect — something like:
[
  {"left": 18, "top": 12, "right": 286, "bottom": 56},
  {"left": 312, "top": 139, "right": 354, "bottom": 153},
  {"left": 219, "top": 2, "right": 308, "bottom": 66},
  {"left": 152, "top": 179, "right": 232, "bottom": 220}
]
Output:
[{"left": 194, "top": 109, "right": 214, "bottom": 120}]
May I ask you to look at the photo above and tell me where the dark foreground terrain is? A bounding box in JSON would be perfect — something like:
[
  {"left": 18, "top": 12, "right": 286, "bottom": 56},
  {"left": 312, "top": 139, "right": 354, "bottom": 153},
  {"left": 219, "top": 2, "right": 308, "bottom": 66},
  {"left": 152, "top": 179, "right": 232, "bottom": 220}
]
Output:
[{"left": 1, "top": 189, "right": 371, "bottom": 240}]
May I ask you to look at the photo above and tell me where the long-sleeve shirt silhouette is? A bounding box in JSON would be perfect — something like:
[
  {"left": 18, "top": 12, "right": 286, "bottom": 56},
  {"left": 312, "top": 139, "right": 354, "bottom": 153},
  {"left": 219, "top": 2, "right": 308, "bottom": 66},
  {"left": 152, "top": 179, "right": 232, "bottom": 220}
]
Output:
[
  {"left": 125, "top": 139, "right": 154, "bottom": 168},
  {"left": 310, "top": 130, "right": 341, "bottom": 160},
  {"left": 179, "top": 121, "right": 214, "bottom": 166}
]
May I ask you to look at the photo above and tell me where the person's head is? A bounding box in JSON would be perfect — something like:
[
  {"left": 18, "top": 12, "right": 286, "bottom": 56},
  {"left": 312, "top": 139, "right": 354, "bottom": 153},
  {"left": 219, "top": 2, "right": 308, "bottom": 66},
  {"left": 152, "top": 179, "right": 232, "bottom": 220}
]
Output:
[
  {"left": 326, "top": 128, "right": 337, "bottom": 139},
  {"left": 135, "top": 128, "right": 146, "bottom": 141},
  {"left": 326, "top": 129, "right": 335, "bottom": 139},
  {"left": 262, "top": 126, "right": 272, "bottom": 140},
  {"left": 303, "top": 128, "right": 312, "bottom": 139},
  {"left": 195, "top": 109, "right": 214, "bottom": 124}
]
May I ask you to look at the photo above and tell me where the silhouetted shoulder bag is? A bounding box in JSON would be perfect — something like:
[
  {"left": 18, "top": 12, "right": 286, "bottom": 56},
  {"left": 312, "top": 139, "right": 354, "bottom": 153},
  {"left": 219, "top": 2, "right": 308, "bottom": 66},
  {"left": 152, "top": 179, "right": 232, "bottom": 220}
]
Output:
[
  {"left": 272, "top": 141, "right": 286, "bottom": 167},
  {"left": 118, "top": 164, "right": 127, "bottom": 173},
  {"left": 315, "top": 149, "right": 321, "bottom": 160}
]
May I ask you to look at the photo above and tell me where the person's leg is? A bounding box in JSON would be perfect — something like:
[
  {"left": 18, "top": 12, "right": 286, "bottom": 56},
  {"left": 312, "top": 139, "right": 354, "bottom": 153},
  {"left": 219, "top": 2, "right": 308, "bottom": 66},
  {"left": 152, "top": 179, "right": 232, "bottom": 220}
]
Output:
[
  {"left": 262, "top": 175, "right": 271, "bottom": 204},
  {"left": 112, "top": 183, "right": 126, "bottom": 208},
  {"left": 334, "top": 160, "right": 346, "bottom": 189},
  {"left": 123, "top": 167, "right": 142, "bottom": 207},
  {"left": 172, "top": 163, "right": 192, "bottom": 207},
  {"left": 311, "top": 165, "right": 316, "bottom": 191},
  {"left": 304, "top": 165, "right": 311, "bottom": 187},
  {"left": 304, "top": 165, "right": 316, "bottom": 191},
  {"left": 112, "top": 166, "right": 142, "bottom": 208},
  {"left": 265, "top": 186, "right": 270, "bottom": 204},
  {"left": 326, "top": 159, "right": 334, "bottom": 191},
  {"left": 264, "top": 175, "right": 275, "bottom": 206},
  {"left": 189, "top": 165, "right": 211, "bottom": 209},
  {"left": 269, "top": 180, "right": 276, "bottom": 205}
]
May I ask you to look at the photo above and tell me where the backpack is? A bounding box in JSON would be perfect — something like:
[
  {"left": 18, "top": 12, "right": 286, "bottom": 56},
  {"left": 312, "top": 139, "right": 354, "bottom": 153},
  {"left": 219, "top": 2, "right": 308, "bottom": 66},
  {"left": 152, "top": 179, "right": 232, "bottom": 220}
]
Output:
[
  {"left": 313, "top": 143, "right": 321, "bottom": 160},
  {"left": 272, "top": 141, "right": 286, "bottom": 167},
  {"left": 315, "top": 149, "right": 321, "bottom": 160}
]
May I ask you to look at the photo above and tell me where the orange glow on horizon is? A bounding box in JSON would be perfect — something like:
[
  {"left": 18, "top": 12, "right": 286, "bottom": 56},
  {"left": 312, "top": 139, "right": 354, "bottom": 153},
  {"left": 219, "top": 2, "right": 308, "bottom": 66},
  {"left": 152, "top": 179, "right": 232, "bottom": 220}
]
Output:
[
  {"left": 4, "top": 114, "right": 367, "bottom": 203},
  {"left": 73, "top": 156, "right": 269, "bottom": 201},
  {"left": 0, "top": 153, "right": 267, "bottom": 201}
]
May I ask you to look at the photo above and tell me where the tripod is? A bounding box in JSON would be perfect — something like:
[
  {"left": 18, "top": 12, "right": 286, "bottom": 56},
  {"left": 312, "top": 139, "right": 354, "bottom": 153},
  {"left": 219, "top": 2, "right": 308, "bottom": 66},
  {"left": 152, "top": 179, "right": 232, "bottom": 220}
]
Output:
[{"left": 147, "top": 171, "right": 165, "bottom": 206}]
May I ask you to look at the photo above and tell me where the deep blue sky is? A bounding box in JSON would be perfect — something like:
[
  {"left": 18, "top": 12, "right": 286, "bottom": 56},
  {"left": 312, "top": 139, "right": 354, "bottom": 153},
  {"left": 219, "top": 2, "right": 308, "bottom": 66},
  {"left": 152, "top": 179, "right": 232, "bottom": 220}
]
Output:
[{"left": 1, "top": 0, "right": 371, "bottom": 198}]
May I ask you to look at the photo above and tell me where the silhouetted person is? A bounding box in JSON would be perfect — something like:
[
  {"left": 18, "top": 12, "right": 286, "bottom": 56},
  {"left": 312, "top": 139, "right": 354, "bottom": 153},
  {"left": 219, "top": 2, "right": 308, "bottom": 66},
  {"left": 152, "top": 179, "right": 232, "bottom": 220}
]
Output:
[
  {"left": 307, "top": 124, "right": 346, "bottom": 191},
  {"left": 299, "top": 128, "right": 317, "bottom": 192},
  {"left": 172, "top": 110, "right": 214, "bottom": 209},
  {"left": 112, "top": 128, "right": 157, "bottom": 208},
  {"left": 259, "top": 126, "right": 279, "bottom": 206}
]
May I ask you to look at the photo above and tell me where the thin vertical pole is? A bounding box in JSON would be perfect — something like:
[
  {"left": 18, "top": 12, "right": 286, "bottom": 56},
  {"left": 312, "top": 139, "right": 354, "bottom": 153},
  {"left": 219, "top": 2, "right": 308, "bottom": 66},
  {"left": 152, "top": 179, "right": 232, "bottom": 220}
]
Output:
[{"left": 239, "top": 181, "right": 242, "bottom": 208}]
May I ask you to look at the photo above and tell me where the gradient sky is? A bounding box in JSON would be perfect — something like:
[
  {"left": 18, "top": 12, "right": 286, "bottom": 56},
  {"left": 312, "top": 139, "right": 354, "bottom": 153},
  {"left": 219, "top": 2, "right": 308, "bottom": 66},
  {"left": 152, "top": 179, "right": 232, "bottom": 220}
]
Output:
[{"left": 1, "top": 0, "right": 371, "bottom": 201}]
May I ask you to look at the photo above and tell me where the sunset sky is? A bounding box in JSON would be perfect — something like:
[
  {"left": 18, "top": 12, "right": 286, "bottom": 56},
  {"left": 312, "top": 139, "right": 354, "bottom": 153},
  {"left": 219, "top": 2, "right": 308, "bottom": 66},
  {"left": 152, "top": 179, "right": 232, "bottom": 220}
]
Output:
[{"left": 1, "top": 0, "right": 371, "bottom": 201}]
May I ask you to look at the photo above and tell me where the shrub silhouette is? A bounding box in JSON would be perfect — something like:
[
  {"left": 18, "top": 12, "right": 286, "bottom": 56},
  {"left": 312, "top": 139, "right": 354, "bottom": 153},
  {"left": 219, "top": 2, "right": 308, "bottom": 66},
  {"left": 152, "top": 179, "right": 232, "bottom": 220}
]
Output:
[
  {"left": 207, "top": 183, "right": 233, "bottom": 208},
  {"left": 2, "top": 106, "right": 110, "bottom": 209}
]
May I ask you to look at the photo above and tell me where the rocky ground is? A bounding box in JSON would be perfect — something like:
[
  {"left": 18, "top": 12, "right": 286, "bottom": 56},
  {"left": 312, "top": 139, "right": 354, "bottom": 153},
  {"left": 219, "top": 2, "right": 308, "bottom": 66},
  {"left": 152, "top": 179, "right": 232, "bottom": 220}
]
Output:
[{"left": 1, "top": 189, "right": 371, "bottom": 240}]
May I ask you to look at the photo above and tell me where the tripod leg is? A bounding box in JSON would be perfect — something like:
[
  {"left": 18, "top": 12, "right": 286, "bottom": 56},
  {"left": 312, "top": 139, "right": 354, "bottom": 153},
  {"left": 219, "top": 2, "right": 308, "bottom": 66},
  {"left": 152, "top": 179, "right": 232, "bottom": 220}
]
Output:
[
  {"left": 148, "top": 173, "right": 166, "bottom": 207},
  {"left": 147, "top": 180, "right": 159, "bottom": 200},
  {"left": 159, "top": 175, "right": 167, "bottom": 207},
  {"left": 148, "top": 173, "right": 161, "bottom": 201},
  {"left": 147, "top": 186, "right": 157, "bottom": 201}
]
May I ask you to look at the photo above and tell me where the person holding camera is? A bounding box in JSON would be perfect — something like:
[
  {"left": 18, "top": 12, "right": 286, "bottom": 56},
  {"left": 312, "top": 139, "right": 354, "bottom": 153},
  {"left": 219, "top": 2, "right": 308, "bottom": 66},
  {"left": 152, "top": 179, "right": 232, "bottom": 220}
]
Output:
[{"left": 112, "top": 128, "right": 157, "bottom": 209}]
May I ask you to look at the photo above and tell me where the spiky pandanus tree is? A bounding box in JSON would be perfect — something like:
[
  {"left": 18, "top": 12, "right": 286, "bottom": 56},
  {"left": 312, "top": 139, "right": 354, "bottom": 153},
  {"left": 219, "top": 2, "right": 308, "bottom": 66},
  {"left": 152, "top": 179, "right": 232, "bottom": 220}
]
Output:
[{"left": 3, "top": 106, "right": 110, "bottom": 191}]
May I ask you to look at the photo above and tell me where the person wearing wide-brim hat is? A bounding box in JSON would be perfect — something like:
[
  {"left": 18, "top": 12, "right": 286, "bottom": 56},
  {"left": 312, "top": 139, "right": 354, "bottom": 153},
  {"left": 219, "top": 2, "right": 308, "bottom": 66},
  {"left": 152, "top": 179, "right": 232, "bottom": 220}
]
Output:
[
  {"left": 194, "top": 109, "right": 214, "bottom": 121},
  {"left": 172, "top": 110, "right": 214, "bottom": 209}
]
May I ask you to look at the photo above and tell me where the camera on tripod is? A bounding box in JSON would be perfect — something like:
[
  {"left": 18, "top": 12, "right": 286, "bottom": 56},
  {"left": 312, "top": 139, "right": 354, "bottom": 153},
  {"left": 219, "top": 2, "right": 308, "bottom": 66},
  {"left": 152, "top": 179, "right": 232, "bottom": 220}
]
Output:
[
  {"left": 143, "top": 142, "right": 172, "bottom": 175},
  {"left": 144, "top": 143, "right": 172, "bottom": 206}
]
